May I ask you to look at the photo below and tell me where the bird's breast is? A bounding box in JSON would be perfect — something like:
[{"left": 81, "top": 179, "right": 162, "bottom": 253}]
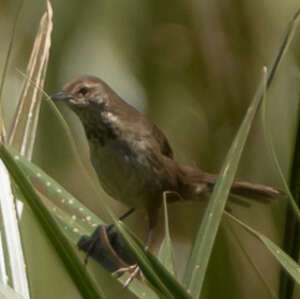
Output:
[{"left": 88, "top": 136, "right": 166, "bottom": 209}]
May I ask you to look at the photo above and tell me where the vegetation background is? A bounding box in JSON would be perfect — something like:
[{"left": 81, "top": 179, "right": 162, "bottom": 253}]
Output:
[{"left": 0, "top": 0, "right": 299, "bottom": 298}]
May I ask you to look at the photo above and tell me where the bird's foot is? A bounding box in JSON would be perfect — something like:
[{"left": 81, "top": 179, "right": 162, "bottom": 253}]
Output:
[
  {"left": 114, "top": 264, "right": 144, "bottom": 287},
  {"left": 163, "top": 190, "right": 184, "bottom": 202}
]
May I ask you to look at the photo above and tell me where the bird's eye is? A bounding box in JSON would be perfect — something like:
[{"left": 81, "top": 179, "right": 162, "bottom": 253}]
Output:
[{"left": 78, "top": 87, "right": 88, "bottom": 96}]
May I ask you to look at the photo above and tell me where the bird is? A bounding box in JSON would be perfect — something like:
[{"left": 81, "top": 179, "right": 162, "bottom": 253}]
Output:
[{"left": 51, "top": 75, "right": 281, "bottom": 281}]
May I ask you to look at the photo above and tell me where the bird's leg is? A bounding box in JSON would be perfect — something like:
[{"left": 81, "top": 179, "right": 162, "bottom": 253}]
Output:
[
  {"left": 118, "top": 207, "right": 159, "bottom": 287},
  {"left": 83, "top": 225, "right": 101, "bottom": 266},
  {"left": 114, "top": 264, "right": 145, "bottom": 286},
  {"left": 118, "top": 208, "right": 135, "bottom": 221},
  {"left": 115, "top": 225, "right": 154, "bottom": 286},
  {"left": 120, "top": 191, "right": 181, "bottom": 286},
  {"left": 83, "top": 208, "right": 135, "bottom": 265},
  {"left": 162, "top": 190, "right": 184, "bottom": 203}
]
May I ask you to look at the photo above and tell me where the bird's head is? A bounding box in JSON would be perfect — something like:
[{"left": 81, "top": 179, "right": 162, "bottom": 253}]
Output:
[
  {"left": 51, "top": 75, "right": 140, "bottom": 134},
  {"left": 51, "top": 75, "right": 113, "bottom": 113}
]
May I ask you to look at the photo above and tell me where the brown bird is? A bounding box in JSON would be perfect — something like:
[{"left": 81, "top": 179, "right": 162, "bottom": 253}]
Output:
[{"left": 51, "top": 75, "right": 281, "bottom": 278}]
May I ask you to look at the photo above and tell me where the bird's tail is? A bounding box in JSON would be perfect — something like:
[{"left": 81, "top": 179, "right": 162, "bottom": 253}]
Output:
[{"left": 178, "top": 165, "right": 283, "bottom": 203}]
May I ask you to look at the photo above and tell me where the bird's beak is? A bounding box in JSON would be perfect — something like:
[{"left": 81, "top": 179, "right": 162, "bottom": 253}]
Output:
[{"left": 51, "top": 91, "right": 73, "bottom": 102}]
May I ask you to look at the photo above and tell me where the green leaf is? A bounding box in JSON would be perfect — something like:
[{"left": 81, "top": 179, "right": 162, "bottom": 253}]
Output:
[
  {"left": 225, "top": 212, "right": 300, "bottom": 285},
  {"left": 261, "top": 25, "right": 300, "bottom": 223},
  {"left": 115, "top": 222, "right": 192, "bottom": 299},
  {"left": 182, "top": 67, "right": 268, "bottom": 297},
  {"left": 0, "top": 3, "right": 52, "bottom": 297},
  {"left": 0, "top": 281, "right": 26, "bottom": 299},
  {"left": 0, "top": 159, "right": 29, "bottom": 297},
  {"left": 6, "top": 145, "right": 104, "bottom": 239},
  {"left": 183, "top": 8, "right": 300, "bottom": 297},
  {"left": 2, "top": 145, "right": 154, "bottom": 299},
  {"left": 158, "top": 197, "right": 176, "bottom": 276},
  {"left": 224, "top": 218, "right": 278, "bottom": 299},
  {"left": 0, "top": 0, "right": 23, "bottom": 142},
  {"left": 0, "top": 144, "right": 106, "bottom": 299}
]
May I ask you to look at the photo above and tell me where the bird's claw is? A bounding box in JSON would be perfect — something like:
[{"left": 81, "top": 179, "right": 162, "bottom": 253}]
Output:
[{"left": 114, "top": 264, "right": 144, "bottom": 287}]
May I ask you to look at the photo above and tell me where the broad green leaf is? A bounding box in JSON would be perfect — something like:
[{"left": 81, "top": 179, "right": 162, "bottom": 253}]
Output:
[
  {"left": 4, "top": 145, "right": 155, "bottom": 299},
  {"left": 6, "top": 145, "right": 104, "bottom": 237},
  {"left": 116, "top": 222, "right": 192, "bottom": 299},
  {"left": 0, "top": 144, "right": 106, "bottom": 299}
]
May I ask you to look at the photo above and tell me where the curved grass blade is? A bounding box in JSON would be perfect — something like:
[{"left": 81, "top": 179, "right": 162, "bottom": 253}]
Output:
[
  {"left": 261, "top": 61, "right": 300, "bottom": 299},
  {"left": 266, "top": 8, "right": 300, "bottom": 89},
  {"left": 6, "top": 145, "right": 104, "bottom": 235},
  {"left": 183, "top": 8, "right": 300, "bottom": 297},
  {"left": 0, "top": 0, "right": 24, "bottom": 142},
  {"left": 182, "top": 67, "right": 268, "bottom": 297},
  {"left": 116, "top": 222, "right": 192, "bottom": 299},
  {"left": 260, "top": 9, "right": 300, "bottom": 299},
  {"left": 5, "top": 145, "right": 156, "bottom": 298},
  {"left": 158, "top": 197, "right": 176, "bottom": 276},
  {"left": 0, "top": 1, "right": 43, "bottom": 297},
  {"left": 0, "top": 281, "right": 26, "bottom": 299},
  {"left": 225, "top": 212, "right": 300, "bottom": 285},
  {"left": 0, "top": 160, "right": 29, "bottom": 298},
  {"left": 8, "top": 0, "right": 53, "bottom": 161},
  {"left": 0, "top": 144, "right": 106, "bottom": 299},
  {"left": 224, "top": 218, "right": 278, "bottom": 299},
  {"left": 261, "top": 63, "right": 300, "bottom": 221}
]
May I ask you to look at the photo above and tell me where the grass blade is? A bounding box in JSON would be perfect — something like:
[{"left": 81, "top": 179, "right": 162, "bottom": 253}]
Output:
[
  {"left": 184, "top": 68, "right": 267, "bottom": 298},
  {"left": 0, "top": 144, "right": 106, "bottom": 299},
  {"left": 225, "top": 212, "right": 300, "bottom": 285},
  {"left": 0, "top": 160, "right": 29, "bottom": 298},
  {"left": 262, "top": 59, "right": 300, "bottom": 299},
  {"left": 260, "top": 8, "right": 300, "bottom": 299},
  {"left": 158, "top": 197, "right": 176, "bottom": 276},
  {"left": 224, "top": 218, "right": 278, "bottom": 299},
  {"left": 266, "top": 8, "right": 300, "bottom": 88},
  {"left": 0, "top": 0, "right": 23, "bottom": 142},
  {"left": 261, "top": 52, "right": 300, "bottom": 221},
  {"left": 182, "top": 67, "right": 268, "bottom": 296},
  {"left": 116, "top": 222, "right": 192, "bottom": 299},
  {"left": 183, "top": 8, "right": 300, "bottom": 297},
  {"left": 4, "top": 145, "right": 155, "bottom": 298},
  {"left": 5, "top": 145, "right": 104, "bottom": 236},
  {"left": 8, "top": 0, "right": 53, "bottom": 160},
  {"left": 0, "top": 281, "right": 26, "bottom": 299}
]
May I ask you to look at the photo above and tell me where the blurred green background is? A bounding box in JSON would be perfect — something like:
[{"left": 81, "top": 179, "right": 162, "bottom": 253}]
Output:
[{"left": 1, "top": 1, "right": 300, "bottom": 298}]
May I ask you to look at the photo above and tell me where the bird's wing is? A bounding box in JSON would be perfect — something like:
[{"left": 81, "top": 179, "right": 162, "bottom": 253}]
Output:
[
  {"left": 150, "top": 123, "right": 174, "bottom": 158},
  {"left": 120, "top": 103, "right": 174, "bottom": 159}
]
